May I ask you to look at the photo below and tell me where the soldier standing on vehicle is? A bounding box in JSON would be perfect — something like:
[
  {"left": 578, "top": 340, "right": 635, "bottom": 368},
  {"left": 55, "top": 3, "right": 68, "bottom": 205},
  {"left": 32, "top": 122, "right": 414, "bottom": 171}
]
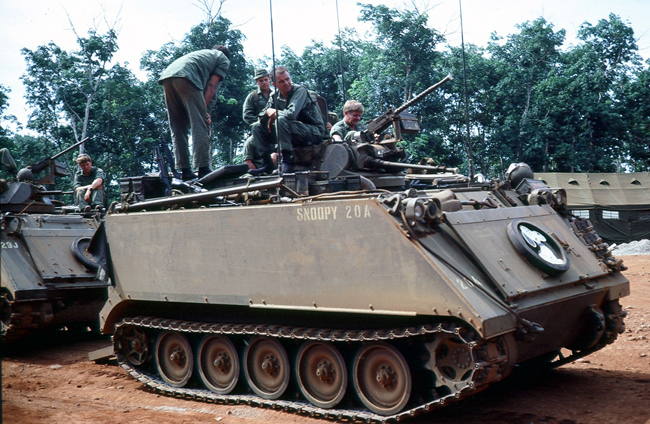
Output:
[
  {"left": 159, "top": 45, "right": 231, "bottom": 180},
  {"left": 73, "top": 153, "right": 105, "bottom": 212},
  {"left": 250, "top": 66, "right": 324, "bottom": 173},
  {"left": 242, "top": 69, "right": 276, "bottom": 171},
  {"left": 330, "top": 100, "right": 367, "bottom": 141}
]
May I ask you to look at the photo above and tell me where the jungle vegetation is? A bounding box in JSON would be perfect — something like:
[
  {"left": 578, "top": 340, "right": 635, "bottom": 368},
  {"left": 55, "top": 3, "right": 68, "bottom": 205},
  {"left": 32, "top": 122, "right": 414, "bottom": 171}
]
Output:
[{"left": 1, "top": 2, "right": 648, "bottom": 200}]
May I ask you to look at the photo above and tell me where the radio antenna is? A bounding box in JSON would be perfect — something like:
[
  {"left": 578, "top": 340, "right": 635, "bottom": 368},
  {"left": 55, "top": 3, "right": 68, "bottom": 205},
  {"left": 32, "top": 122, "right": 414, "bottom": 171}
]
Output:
[
  {"left": 336, "top": 0, "right": 346, "bottom": 103},
  {"left": 459, "top": 0, "right": 475, "bottom": 180},
  {"left": 268, "top": 0, "right": 283, "bottom": 176}
]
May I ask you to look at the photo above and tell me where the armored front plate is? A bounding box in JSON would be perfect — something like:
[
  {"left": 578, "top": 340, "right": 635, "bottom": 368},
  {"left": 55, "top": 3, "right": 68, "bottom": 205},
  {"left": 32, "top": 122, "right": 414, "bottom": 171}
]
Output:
[{"left": 445, "top": 205, "right": 609, "bottom": 300}]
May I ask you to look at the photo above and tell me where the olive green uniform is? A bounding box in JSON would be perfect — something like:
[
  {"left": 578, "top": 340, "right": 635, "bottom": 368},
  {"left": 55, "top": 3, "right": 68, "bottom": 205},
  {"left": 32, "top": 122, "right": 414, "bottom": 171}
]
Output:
[
  {"left": 251, "top": 84, "right": 324, "bottom": 166},
  {"left": 0, "top": 148, "right": 18, "bottom": 176},
  {"left": 242, "top": 88, "right": 274, "bottom": 168},
  {"left": 73, "top": 166, "right": 106, "bottom": 208},
  {"left": 242, "top": 87, "right": 274, "bottom": 126},
  {"left": 159, "top": 49, "right": 230, "bottom": 170},
  {"left": 330, "top": 119, "right": 368, "bottom": 141}
]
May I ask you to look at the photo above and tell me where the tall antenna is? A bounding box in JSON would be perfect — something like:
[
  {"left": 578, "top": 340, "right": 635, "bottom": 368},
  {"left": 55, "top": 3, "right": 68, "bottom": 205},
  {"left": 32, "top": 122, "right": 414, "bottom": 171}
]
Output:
[
  {"left": 459, "top": 0, "right": 475, "bottom": 180},
  {"left": 336, "top": 0, "right": 346, "bottom": 103},
  {"left": 268, "top": 0, "right": 283, "bottom": 176}
]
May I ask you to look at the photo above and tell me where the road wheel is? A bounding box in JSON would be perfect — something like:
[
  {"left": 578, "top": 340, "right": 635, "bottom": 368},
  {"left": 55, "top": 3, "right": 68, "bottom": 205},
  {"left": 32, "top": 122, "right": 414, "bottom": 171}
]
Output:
[
  {"left": 243, "top": 336, "right": 289, "bottom": 399},
  {"left": 155, "top": 331, "right": 193, "bottom": 387},
  {"left": 118, "top": 325, "right": 149, "bottom": 366},
  {"left": 296, "top": 341, "right": 347, "bottom": 408},
  {"left": 353, "top": 342, "right": 411, "bottom": 415},
  {"left": 196, "top": 335, "right": 239, "bottom": 394}
]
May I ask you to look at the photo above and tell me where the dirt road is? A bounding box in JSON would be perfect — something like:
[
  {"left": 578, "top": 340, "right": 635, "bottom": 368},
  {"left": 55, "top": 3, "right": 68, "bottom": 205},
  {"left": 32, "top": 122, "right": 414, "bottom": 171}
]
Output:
[{"left": 2, "top": 256, "right": 649, "bottom": 424}]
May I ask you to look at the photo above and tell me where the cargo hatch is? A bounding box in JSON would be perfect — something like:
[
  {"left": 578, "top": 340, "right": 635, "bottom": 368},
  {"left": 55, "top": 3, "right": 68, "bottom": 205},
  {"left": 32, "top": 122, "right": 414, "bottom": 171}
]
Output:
[{"left": 21, "top": 228, "right": 98, "bottom": 280}]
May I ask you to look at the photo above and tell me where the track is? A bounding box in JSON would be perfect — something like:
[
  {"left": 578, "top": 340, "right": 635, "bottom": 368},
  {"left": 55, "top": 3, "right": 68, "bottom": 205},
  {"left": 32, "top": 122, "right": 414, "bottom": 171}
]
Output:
[
  {"left": 113, "top": 316, "right": 513, "bottom": 422},
  {"left": 1, "top": 295, "right": 45, "bottom": 343}
]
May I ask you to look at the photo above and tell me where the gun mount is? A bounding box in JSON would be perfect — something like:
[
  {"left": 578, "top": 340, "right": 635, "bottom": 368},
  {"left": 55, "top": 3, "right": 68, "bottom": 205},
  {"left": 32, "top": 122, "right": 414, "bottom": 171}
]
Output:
[
  {"left": 2, "top": 138, "right": 90, "bottom": 214},
  {"left": 320, "top": 75, "right": 459, "bottom": 187},
  {"left": 21, "top": 137, "right": 89, "bottom": 185},
  {"left": 359, "top": 74, "right": 453, "bottom": 143}
]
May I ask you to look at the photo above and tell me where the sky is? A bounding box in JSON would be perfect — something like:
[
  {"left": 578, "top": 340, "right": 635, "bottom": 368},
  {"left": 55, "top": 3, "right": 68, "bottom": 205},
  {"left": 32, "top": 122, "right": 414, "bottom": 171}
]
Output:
[{"left": 1, "top": 0, "right": 649, "bottom": 132}]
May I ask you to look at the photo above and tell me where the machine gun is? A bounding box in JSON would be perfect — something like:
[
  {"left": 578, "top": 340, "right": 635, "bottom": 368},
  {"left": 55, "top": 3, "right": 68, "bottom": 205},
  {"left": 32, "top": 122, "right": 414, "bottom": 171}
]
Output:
[
  {"left": 359, "top": 74, "right": 453, "bottom": 143},
  {"left": 325, "top": 75, "right": 458, "bottom": 180},
  {"left": 25, "top": 137, "right": 89, "bottom": 185}
]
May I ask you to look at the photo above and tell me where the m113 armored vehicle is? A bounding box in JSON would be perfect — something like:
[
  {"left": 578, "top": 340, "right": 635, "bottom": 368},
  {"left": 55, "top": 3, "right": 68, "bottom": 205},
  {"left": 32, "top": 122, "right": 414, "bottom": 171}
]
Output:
[
  {"left": 1, "top": 139, "right": 109, "bottom": 342},
  {"left": 96, "top": 76, "right": 629, "bottom": 421}
]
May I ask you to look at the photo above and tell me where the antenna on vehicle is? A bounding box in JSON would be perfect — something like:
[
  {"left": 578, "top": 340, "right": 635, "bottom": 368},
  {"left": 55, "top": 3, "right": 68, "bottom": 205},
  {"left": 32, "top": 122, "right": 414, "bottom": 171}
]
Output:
[
  {"left": 459, "top": 0, "right": 475, "bottom": 180},
  {"left": 336, "top": 0, "right": 346, "bottom": 103},
  {"left": 268, "top": 0, "right": 283, "bottom": 176}
]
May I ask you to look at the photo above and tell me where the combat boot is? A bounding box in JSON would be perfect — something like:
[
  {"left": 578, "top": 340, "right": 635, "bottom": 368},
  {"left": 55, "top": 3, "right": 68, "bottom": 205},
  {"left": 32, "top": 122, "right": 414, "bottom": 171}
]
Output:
[
  {"left": 180, "top": 168, "right": 196, "bottom": 181},
  {"left": 198, "top": 166, "right": 212, "bottom": 179},
  {"left": 281, "top": 151, "right": 294, "bottom": 174}
]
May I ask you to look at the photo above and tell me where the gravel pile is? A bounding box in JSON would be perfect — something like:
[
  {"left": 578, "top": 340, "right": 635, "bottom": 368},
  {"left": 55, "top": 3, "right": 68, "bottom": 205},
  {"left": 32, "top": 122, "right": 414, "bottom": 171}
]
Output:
[{"left": 611, "top": 239, "right": 650, "bottom": 256}]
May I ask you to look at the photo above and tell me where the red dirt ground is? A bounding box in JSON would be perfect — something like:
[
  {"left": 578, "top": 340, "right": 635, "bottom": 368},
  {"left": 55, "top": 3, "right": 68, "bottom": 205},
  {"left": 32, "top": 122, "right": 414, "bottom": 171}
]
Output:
[{"left": 2, "top": 256, "right": 649, "bottom": 424}]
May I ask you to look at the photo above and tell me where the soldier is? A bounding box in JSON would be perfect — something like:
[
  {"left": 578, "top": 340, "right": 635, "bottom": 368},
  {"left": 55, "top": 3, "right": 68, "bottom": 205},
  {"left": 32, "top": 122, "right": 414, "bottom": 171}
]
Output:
[
  {"left": 73, "top": 153, "right": 105, "bottom": 212},
  {"left": 0, "top": 148, "right": 18, "bottom": 177},
  {"left": 242, "top": 69, "right": 276, "bottom": 171},
  {"left": 251, "top": 66, "right": 325, "bottom": 173},
  {"left": 159, "top": 45, "right": 231, "bottom": 180},
  {"left": 330, "top": 100, "right": 367, "bottom": 142}
]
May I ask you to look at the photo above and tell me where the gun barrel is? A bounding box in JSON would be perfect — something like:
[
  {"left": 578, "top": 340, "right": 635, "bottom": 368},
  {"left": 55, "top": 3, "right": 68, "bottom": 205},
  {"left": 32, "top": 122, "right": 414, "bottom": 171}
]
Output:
[
  {"left": 394, "top": 74, "right": 453, "bottom": 115},
  {"left": 367, "top": 158, "right": 458, "bottom": 174},
  {"left": 52, "top": 137, "right": 89, "bottom": 160},
  {"left": 117, "top": 178, "right": 284, "bottom": 212}
]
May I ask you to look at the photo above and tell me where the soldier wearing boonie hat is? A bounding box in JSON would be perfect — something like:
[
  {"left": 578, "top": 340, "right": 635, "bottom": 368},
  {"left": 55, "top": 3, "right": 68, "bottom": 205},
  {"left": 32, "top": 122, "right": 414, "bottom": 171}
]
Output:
[
  {"left": 242, "top": 68, "right": 276, "bottom": 171},
  {"left": 254, "top": 68, "right": 269, "bottom": 80}
]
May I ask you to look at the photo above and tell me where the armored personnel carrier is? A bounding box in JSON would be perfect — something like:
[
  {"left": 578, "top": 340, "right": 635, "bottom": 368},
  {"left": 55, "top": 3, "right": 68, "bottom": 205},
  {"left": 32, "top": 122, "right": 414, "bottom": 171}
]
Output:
[
  {"left": 97, "top": 76, "right": 629, "bottom": 421},
  {"left": 1, "top": 139, "right": 109, "bottom": 342}
]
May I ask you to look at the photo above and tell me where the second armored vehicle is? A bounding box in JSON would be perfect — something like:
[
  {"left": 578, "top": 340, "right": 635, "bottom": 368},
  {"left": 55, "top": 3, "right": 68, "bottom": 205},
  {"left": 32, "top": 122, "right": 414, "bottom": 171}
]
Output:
[{"left": 1, "top": 140, "right": 109, "bottom": 342}]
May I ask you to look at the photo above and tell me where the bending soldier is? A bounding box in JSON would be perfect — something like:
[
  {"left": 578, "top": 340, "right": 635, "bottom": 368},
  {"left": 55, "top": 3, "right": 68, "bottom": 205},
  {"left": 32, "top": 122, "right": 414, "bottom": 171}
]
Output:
[{"left": 159, "top": 45, "right": 231, "bottom": 180}]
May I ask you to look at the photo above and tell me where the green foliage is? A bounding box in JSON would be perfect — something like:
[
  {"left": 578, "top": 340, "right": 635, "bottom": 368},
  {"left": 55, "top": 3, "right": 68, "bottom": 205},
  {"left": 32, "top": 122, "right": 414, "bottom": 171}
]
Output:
[
  {"left": 8, "top": 3, "right": 650, "bottom": 189},
  {"left": 485, "top": 18, "right": 566, "bottom": 172},
  {"left": 616, "top": 64, "right": 650, "bottom": 171},
  {"left": 0, "top": 84, "right": 17, "bottom": 148},
  {"left": 20, "top": 29, "right": 119, "bottom": 143},
  {"left": 352, "top": 3, "right": 444, "bottom": 115}
]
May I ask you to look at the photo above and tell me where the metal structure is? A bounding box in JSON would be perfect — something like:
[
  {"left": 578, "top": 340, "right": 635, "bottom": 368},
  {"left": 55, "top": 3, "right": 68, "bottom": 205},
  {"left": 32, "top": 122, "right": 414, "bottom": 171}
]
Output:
[
  {"left": 97, "top": 77, "right": 629, "bottom": 421},
  {"left": 1, "top": 142, "right": 109, "bottom": 342}
]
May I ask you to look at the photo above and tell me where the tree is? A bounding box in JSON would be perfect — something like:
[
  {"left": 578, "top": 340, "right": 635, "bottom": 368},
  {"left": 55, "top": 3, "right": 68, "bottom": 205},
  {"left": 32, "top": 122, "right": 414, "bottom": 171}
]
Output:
[
  {"left": 351, "top": 3, "right": 445, "bottom": 117},
  {"left": 10, "top": 3, "right": 649, "bottom": 182},
  {"left": 536, "top": 14, "right": 640, "bottom": 172},
  {"left": 616, "top": 63, "right": 650, "bottom": 171},
  {"left": 487, "top": 18, "right": 566, "bottom": 172},
  {"left": 0, "top": 84, "right": 18, "bottom": 149},
  {"left": 439, "top": 45, "right": 505, "bottom": 176},
  {"left": 20, "top": 27, "right": 119, "bottom": 148},
  {"left": 272, "top": 27, "right": 366, "bottom": 117},
  {"left": 20, "top": 23, "right": 164, "bottom": 199},
  {"left": 85, "top": 64, "right": 162, "bottom": 184}
]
